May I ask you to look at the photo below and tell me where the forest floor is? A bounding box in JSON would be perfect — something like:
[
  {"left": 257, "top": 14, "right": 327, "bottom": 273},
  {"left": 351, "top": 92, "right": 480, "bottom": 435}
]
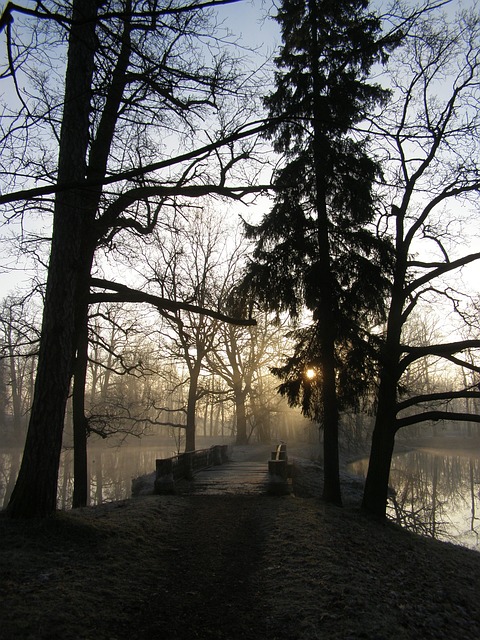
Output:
[{"left": 1, "top": 445, "right": 480, "bottom": 639}]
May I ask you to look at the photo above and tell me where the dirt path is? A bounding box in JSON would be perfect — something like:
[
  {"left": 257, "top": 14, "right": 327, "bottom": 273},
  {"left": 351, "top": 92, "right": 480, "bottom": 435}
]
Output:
[
  {"left": 125, "top": 493, "right": 480, "bottom": 640},
  {"left": 129, "top": 495, "right": 279, "bottom": 639}
]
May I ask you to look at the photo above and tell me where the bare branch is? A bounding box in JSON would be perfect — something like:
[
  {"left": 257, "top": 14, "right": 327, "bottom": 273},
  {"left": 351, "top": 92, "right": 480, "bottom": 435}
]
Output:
[
  {"left": 400, "top": 339, "right": 480, "bottom": 371},
  {"left": 89, "top": 278, "right": 256, "bottom": 326},
  {"left": 396, "top": 410, "right": 480, "bottom": 430},
  {"left": 0, "top": 120, "right": 275, "bottom": 206},
  {"left": 397, "top": 389, "right": 480, "bottom": 412}
]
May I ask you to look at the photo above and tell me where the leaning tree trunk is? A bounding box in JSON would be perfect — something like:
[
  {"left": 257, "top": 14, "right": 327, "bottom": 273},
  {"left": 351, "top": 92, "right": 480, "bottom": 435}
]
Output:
[
  {"left": 361, "top": 337, "right": 401, "bottom": 518},
  {"left": 6, "top": 0, "right": 98, "bottom": 518},
  {"left": 361, "top": 407, "right": 397, "bottom": 517},
  {"left": 362, "top": 257, "right": 407, "bottom": 518}
]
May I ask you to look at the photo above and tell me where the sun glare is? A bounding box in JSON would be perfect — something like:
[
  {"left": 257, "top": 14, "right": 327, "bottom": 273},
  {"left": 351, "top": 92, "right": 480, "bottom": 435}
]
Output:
[{"left": 305, "top": 368, "right": 316, "bottom": 380}]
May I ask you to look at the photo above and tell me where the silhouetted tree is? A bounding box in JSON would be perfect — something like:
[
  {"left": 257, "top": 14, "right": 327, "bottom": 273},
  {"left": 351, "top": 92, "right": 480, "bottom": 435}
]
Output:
[
  {"left": 0, "top": 0, "right": 262, "bottom": 517},
  {"left": 0, "top": 295, "right": 40, "bottom": 445},
  {"left": 362, "top": 4, "right": 480, "bottom": 518},
  {"left": 243, "top": 0, "right": 398, "bottom": 504}
]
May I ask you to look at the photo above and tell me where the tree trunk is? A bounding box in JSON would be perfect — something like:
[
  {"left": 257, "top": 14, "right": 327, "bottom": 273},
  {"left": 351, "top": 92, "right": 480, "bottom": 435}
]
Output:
[
  {"left": 185, "top": 362, "right": 201, "bottom": 452},
  {"left": 234, "top": 387, "right": 248, "bottom": 445},
  {"left": 361, "top": 336, "right": 401, "bottom": 517},
  {"left": 310, "top": 0, "right": 341, "bottom": 506},
  {"left": 72, "top": 303, "right": 90, "bottom": 508},
  {"left": 361, "top": 354, "right": 399, "bottom": 517},
  {"left": 362, "top": 238, "right": 407, "bottom": 518},
  {"left": 8, "top": 335, "right": 22, "bottom": 434},
  {"left": 6, "top": 0, "right": 98, "bottom": 518},
  {"left": 321, "top": 362, "right": 341, "bottom": 504},
  {"left": 361, "top": 412, "right": 397, "bottom": 517}
]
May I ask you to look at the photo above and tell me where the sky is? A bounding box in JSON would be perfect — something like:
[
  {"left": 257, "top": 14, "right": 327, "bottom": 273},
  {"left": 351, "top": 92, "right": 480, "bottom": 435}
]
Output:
[
  {"left": 0, "top": 0, "right": 280, "bottom": 299},
  {"left": 0, "top": 0, "right": 479, "bottom": 307}
]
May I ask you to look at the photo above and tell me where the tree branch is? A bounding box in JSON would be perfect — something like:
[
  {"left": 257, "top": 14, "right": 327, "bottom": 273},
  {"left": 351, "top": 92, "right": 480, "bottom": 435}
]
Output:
[
  {"left": 99, "top": 183, "right": 271, "bottom": 230},
  {"left": 396, "top": 411, "right": 480, "bottom": 431},
  {"left": 405, "top": 251, "right": 480, "bottom": 296},
  {"left": 397, "top": 390, "right": 480, "bottom": 412},
  {"left": 89, "top": 278, "right": 256, "bottom": 326},
  {"left": 0, "top": 120, "right": 275, "bottom": 206},
  {"left": 400, "top": 339, "right": 480, "bottom": 371}
]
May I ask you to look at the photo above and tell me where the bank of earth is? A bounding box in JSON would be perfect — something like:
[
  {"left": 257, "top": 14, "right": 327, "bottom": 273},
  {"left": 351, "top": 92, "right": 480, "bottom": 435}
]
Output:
[{"left": 1, "top": 453, "right": 479, "bottom": 639}]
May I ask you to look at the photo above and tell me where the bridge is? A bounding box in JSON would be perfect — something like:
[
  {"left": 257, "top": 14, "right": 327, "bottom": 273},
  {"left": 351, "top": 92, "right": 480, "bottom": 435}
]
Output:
[{"left": 132, "top": 443, "right": 292, "bottom": 497}]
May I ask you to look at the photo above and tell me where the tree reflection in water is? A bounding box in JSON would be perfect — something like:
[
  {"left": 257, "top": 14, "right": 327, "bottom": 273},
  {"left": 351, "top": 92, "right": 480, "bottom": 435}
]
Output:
[
  {"left": 350, "top": 447, "right": 480, "bottom": 551},
  {"left": 0, "top": 443, "right": 183, "bottom": 510}
]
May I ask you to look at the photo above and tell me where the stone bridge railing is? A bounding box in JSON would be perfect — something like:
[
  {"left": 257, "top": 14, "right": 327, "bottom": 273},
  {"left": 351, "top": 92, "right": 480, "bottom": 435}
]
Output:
[
  {"left": 154, "top": 444, "right": 229, "bottom": 494},
  {"left": 267, "top": 442, "right": 292, "bottom": 495}
]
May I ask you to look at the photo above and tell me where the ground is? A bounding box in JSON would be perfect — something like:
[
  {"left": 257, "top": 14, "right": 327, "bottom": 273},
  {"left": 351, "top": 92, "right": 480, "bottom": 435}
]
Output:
[{"left": 1, "top": 451, "right": 480, "bottom": 639}]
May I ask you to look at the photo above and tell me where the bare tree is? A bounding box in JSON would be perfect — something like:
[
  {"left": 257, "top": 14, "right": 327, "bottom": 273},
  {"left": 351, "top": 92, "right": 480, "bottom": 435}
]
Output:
[
  {"left": 0, "top": 295, "right": 40, "bottom": 445},
  {"left": 138, "top": 208, "right": 249, "bottom": 451},
  {"left": 206, "top": 308, "right": 288, "bottom": 444},
  {"left": 361, "top": 3, "right": 480, "bottom": 517},
  {"left": 0, "top": 0, "right": 264, "bottom": 517}
]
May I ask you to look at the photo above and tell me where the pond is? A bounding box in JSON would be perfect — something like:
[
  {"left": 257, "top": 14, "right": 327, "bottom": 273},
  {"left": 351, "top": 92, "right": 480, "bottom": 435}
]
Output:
[
  {"left": 0, "top": 436, "right": 232, "bottom": 510},
  {"left": 349, "top": 440, "right": 480, "bottom": 552}
]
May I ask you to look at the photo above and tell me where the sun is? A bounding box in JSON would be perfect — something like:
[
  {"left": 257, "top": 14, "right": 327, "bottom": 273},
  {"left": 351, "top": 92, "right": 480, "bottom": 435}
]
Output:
[{"left": 305, "top": 368, "right": 316, "bottom": 380}]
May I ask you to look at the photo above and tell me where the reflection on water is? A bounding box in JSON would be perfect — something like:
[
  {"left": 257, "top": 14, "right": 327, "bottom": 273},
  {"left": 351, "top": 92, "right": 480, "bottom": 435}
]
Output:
[
  {"left": 350, "top": 445, "right": 480, "bottom": 551},
  {"left": 1, "top": 438, "right": 230, "bottom": 509}
]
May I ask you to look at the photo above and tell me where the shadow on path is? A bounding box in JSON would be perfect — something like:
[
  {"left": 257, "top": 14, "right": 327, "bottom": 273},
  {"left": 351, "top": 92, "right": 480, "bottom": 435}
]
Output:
[{"left": 131, "top": 495, "right": 283, "bottom": 640}]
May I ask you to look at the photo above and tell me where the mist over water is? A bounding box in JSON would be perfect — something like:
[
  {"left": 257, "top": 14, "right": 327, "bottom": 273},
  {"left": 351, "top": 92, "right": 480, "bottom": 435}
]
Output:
[{"left": 0, "top": 436, "right": 232, "bottom": 510}]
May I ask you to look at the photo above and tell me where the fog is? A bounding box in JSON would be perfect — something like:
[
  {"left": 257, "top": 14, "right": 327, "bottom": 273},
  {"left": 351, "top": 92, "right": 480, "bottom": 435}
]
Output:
[
  {"left": 0, "top": 435, "right": 232, "bottom": 510},
  {"left": 3, "top": 429, "right": 480, "bottom": 551}
]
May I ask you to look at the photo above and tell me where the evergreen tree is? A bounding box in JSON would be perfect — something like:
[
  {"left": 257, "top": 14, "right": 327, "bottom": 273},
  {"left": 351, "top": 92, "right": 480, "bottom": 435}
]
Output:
[{"left": 244, "top": 0, "right": 399, "bottom": 504}]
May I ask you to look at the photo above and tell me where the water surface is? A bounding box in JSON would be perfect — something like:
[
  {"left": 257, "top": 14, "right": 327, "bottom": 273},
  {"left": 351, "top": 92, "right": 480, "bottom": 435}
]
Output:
[{"left": 349, "top": 442, "right": 480, "bottom": 551}]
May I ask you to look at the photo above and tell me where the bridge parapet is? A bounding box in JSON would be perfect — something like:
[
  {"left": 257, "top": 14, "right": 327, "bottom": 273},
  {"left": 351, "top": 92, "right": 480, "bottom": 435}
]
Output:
[
  {"left": 154, "top": 444, "right": 229, "bottom": 494},
  {"left": 267, "top": 443, "right": 291, "bottom": 495}
]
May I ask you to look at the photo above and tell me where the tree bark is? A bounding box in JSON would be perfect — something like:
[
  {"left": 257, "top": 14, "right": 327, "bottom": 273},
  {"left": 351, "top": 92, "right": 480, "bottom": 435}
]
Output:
[
  {"left": 234, "top": 387, "right": 248, "bottom": 445},
  {"left": 361, "top": 402, "right": 397, "bottom": 517},
  {"left": 72, "top": 303, "right": 90, "bottom": 508},
  {"left": 185, "top": 361, "right": 201, "bottom": 452},
  {"left": 362, "top": 277, "right": 405, "bottom": 518}
]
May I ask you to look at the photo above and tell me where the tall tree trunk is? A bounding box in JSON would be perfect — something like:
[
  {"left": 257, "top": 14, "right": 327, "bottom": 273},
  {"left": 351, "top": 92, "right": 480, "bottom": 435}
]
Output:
[
  {"left": 361, "top": 400, "right": 397, "bottom": 517},
  {"left": 185, "top": 362, "right": 201, "bottom": 452},
  {"left": 362, "top": 288, "right": 404, "bottom": 517},
  {"left": 6, "top": 0, "right": 98, "bottom": 518},
  {"left": 310, "top": 0, "right": 341, "bottom": 506},
  {"left": 360, "top": 192, "right": 412, "bottom": 517},
  {"left": 8, "top": 334, "right": 22, "bottom": 435}
]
